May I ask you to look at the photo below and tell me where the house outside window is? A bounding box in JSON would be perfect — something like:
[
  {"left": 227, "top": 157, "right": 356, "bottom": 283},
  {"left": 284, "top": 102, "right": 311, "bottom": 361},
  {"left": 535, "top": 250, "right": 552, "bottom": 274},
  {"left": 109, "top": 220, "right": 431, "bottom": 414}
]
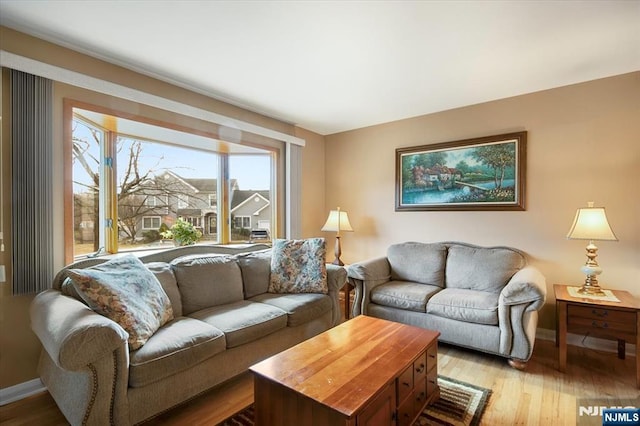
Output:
[{"left": 208, "top": 193, "right": 216, "bottom": 207}]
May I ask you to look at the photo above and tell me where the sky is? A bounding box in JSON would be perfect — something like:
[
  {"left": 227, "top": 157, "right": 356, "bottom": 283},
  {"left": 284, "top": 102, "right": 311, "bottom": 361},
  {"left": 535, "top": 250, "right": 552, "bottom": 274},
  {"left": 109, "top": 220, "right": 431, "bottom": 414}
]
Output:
[
  {"left": 73, "top": 120, "right": 271, "bottom": 191},
  {"left": 127, "top": 141, "right": 271, "bottom": 190}
]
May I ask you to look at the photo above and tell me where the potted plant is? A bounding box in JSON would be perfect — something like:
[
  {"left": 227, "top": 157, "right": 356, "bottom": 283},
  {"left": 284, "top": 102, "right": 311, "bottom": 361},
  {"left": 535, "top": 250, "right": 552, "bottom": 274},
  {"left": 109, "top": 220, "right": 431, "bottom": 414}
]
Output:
[{"left": 161, "top": 218, "right": 202, "bottom": 246}]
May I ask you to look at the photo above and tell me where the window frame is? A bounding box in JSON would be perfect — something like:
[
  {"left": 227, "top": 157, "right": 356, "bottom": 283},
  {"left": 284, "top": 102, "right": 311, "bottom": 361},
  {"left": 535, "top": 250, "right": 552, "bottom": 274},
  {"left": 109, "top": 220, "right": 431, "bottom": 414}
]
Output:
[
  {"left": 64, "top": 99, "right": 281, "bottom": 262},
  {"left": 234, "top": 216, "right": 251, "bottom": 229},
  {"left": 141, "top": 216, "right": 161, "bottom": 230}
]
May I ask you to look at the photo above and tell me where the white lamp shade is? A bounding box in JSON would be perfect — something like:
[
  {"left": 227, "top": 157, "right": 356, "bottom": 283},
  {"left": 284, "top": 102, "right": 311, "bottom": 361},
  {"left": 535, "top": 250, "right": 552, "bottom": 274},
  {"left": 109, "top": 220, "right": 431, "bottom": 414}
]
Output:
[
  {"left": 566, "top": 205, "right": 618, "bottom": 241},
  {"left": 321, "top": 209, "right": 353, "bottom": 233}
]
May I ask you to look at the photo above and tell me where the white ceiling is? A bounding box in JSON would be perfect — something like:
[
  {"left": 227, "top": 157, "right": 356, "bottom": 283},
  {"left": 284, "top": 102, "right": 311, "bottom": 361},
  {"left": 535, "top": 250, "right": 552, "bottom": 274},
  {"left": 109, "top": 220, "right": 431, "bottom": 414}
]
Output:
[{"left": 1, "top": 1, "right": 638, "bottom": 135}]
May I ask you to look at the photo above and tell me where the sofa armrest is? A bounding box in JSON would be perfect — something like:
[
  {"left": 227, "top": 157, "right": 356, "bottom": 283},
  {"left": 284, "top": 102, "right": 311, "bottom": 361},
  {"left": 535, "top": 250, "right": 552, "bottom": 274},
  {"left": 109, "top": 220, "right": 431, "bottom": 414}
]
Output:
[
  {"left": 326, "top": 264, "right": 347, "bottom": 293},
  {"left": 31, "top": 289, "right": 129, "bottom": 371},
  {"left": 347, "top": 257, "right": 391, "bottom": 283},
  {"left": 326, "top": 264, "right": 347, "bottom": 325},
  {"left": 498, "top": 265, "right": 546, "bottom": 361},
  {"left": 347, "top": 257, "right": 391, "bottom": 316},
  {"left": 499, "top": 265, "right": 547, "bottom": 310}
]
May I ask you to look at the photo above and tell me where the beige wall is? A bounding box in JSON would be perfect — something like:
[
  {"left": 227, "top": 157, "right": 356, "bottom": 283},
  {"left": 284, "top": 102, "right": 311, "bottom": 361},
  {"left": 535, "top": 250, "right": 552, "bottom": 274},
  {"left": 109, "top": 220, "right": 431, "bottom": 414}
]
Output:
[
  {"left": 325, "top": 72, "right": 640, "bottom": 330},
  {"left": 296, "top": 127, "right": 328, "bottom": 238}
]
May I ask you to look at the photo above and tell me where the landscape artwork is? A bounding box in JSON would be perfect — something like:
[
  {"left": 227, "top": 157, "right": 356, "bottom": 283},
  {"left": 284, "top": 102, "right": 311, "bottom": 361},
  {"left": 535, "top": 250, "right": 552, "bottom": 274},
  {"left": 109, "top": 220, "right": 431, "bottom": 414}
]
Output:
[{"left": 395, "top": 132, "right": 526, "bottom": 211}]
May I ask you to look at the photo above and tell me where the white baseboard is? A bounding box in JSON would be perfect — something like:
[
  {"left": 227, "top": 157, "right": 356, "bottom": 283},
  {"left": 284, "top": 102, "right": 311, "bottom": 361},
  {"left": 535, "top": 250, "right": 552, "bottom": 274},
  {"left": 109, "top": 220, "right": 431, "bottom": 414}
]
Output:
[
  {"left": 536, "top": 327, "right": 636, "bottom": 357},
  {"left": 0, "top": 378, "right": 46, "bottom": 406}
]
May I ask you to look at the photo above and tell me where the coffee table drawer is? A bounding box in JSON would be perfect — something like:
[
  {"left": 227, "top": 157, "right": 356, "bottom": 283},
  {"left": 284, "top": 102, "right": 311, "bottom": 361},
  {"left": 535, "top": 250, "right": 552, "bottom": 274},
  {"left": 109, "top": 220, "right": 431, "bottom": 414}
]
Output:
[
  {"left": 413, "top": 378, "right": 428, "bottom": 415},
  {"left": 414, "top": 351, "right": 427, "bottom": 381},
  {"left": 426, "top": 366, "right": 438, "bottom": 396},
  {"left": 397, "top": 392, "right": 415, "bottom": 426},
  {"left": 427, "top": 344, "right": 437, "bottom": 372},
  {"left": 398, "top": 364, "right": 414, "bottom": 403}
]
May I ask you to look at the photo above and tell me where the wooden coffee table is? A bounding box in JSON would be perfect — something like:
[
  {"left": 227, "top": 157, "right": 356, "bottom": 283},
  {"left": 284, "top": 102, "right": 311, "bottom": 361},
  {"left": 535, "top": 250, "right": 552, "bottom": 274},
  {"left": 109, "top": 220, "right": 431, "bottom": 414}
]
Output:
[{"left": 249, "top": 315, "right": 440, "bottom": 426}]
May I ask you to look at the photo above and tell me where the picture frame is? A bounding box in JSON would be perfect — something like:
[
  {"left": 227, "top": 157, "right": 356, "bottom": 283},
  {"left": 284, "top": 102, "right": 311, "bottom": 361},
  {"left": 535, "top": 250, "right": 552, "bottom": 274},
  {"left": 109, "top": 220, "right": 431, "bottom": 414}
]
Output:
[{"left": 395, "top": 132, "right": 526, "bottom": 211}]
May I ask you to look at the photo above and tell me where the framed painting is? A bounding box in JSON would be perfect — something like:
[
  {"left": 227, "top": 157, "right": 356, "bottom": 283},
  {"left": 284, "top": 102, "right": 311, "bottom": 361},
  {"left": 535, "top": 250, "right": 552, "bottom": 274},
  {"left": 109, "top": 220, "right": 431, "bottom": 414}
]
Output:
[{"left": 396, "top": 132, "right": 526, "bottom": 211}]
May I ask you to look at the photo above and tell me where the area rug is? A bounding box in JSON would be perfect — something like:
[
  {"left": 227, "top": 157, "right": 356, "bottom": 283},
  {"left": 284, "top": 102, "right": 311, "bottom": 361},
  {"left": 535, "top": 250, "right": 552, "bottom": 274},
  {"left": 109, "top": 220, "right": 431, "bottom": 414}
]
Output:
[{"left": 216, "top": 375, "right": 491, "bottom": 426}]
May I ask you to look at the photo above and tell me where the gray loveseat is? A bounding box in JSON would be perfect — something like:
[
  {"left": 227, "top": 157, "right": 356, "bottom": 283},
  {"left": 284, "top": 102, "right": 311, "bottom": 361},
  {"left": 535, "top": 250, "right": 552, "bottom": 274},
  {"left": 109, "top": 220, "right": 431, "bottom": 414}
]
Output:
[
  {"left": 30, "top": 245, "right": 346, "bottom": 425},
  {"left": 347, "top": 241, "right": 546, "bottom": 368}
]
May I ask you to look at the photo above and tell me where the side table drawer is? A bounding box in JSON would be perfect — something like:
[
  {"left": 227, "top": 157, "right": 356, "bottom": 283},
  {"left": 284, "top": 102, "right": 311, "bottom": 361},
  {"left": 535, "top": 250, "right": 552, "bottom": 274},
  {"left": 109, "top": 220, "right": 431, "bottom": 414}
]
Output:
[
  {"left": 568, "top": 316, "right": 635, "bottom": 335},
  {"left": 568, "top": 305, "right": 636, "bottom": 327}
]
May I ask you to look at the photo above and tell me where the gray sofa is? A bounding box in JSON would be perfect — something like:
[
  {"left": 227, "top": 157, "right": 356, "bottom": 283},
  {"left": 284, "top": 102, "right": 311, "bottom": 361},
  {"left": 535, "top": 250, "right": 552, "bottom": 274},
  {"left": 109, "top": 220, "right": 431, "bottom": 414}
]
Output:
[
  {"left": 30, "top": 245, "right": 346, "bottom": 425},
  {"left": 347, "top": 241, "right": 546, "bottom": 368}
]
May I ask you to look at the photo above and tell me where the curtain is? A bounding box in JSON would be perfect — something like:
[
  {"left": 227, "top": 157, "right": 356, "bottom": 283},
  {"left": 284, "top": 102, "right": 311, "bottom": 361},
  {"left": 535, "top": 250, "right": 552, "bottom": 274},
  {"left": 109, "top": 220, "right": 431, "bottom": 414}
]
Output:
[{"left": 11, "top": 69, "right": 54, "bottom": 294}]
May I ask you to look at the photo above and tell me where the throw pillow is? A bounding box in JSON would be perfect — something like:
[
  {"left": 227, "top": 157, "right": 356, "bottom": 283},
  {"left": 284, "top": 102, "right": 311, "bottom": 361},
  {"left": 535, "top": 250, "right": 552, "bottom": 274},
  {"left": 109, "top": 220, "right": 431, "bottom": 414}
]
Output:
[
  {"left": 269, "top": 238, "right": 328, "bottom": 294},
  {"left": 67, "top": 255, "right": 174, "bottom": 351}
]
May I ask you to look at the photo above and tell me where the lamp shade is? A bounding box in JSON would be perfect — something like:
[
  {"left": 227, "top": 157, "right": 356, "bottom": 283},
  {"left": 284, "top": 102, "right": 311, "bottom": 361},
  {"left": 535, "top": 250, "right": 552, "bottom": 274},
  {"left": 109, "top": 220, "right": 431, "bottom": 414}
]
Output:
[
  {"left": 321, "top": 207, "right": 353, "bottom": 234},
  {"left": 566, "top": 202, "right": 618, "bottom": 241}
]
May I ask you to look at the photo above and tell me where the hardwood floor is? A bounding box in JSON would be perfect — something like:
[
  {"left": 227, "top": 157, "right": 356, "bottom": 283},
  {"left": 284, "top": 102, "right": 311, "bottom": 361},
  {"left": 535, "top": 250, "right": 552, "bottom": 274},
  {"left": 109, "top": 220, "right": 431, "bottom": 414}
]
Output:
[{"left": 2, "top": 303, "right": 639, "bottom": 425}]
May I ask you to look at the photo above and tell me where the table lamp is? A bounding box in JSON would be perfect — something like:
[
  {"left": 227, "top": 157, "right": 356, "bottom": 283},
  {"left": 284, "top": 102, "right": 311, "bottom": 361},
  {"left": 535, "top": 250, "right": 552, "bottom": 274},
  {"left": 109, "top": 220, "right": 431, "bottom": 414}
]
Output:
[
  {"left": 321, "top": 207, "right": 353, "bottom": 266},
  {"left": 566, "top": 201, "right": 618, "bottom": 295}
]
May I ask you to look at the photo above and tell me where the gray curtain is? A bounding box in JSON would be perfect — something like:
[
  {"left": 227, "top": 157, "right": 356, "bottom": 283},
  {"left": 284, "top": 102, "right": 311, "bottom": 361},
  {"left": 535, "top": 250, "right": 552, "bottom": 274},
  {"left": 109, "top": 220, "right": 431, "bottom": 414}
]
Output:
[{"left": 11, "top": 69, "right": 54, "bottom": 294}]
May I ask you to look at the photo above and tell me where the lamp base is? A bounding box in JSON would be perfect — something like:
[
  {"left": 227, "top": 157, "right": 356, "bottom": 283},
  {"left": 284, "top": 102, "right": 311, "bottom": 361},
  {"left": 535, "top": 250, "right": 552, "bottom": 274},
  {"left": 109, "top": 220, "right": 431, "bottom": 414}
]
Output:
[
  {"left": 331, "top": 236, "right": 344, "bottom": 266},
  {"left": 577, "top": 283, "right": 606, "bottom": 296},
  {"left": 577, "top": 273, "right": 606, "bottom": 296}
]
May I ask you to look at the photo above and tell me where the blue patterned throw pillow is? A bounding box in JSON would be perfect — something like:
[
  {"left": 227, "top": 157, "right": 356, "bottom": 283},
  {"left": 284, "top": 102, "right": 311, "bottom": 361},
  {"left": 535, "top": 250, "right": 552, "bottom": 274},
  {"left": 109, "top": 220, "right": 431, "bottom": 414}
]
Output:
[
  {"left": 269, "top": 238, "right": 328, "bottom": 294},
  {"left": 67, "top": 255, "right": 174, "bottom": 350}
]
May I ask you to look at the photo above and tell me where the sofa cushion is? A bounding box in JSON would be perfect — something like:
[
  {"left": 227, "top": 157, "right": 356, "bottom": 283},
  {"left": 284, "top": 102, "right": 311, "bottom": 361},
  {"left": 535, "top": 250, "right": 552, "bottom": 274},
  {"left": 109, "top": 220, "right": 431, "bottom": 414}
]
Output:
[
  {"left": 129, "top": 317, "right": 226, "bottom": 387},
  {"left": 190, "top": 300, "right": 287, "bottom": 348},
  {"left": 145, "top": 262, "right": 183, "bottom": 317},
  {"left": 445, "top": 245, "right": 525, "bottom": 293},
  {"left": 67, "top": 255, "right": 174, "bottom": 351},
  {"left": 370, "top": 281, "right": 442, "bottom": 312},
  {"left": 60, "top": 276, "right": 85, "bottom": 302},
  {"left": 236, "top": 249, "right": 272, "bottom": 299},
  {"left": 171, "top": 254, "right": 244, "bottom": 315},
  {"left": 387, "top": 242, "right": 447, "bottom": 287},
  {"left": 427, "top": 288, "right": 499, "bottom": 325},
  {"left": 249, "top": 293, "right": 332, "bottom": 327},
  {"left": 269, "top": 238, "right": 328, "bottom": 294}
]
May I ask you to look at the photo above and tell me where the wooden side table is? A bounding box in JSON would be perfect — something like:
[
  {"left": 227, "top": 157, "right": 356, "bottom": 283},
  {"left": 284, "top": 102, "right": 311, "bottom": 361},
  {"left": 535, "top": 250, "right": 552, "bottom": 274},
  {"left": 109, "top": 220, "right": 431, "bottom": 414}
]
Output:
[{"left": 554, "top": 284, "right": 640, "bottom": 388}]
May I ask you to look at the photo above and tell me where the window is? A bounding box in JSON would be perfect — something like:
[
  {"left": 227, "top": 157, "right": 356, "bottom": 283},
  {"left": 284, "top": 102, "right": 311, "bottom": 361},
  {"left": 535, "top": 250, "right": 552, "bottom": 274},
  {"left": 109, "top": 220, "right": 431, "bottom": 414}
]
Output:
[
  {"left": 229, "top": 155, "right": 272, "bottom": 242},
  {"left": 182, "top": 216, "right": 202, "bottom": 228},
  {"left": 177, "top": 196, "right": 189, "bottom": 209},
  {"left": 69, "top": 106, "right": 276, "bottom": 258},
  {"left": 145, "top": 195, "right": 167, "bottom": 207},
  {"left": 234, "top": 216, "right": 251, "bottom": 229},
  {"left": 142, "top": 216, "right": 161, "bottom": 229},
  {"left": 71, "top": 118, "right": 104, "bottom": 256}
]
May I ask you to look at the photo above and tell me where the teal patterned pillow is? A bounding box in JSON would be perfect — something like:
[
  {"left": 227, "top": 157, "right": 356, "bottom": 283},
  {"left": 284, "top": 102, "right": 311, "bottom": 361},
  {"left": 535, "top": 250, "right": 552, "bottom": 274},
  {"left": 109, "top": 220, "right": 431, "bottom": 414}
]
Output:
[
  {"left": 269, "top": 238, "right": 328, "bottom": 294},
  {"left": 67, "top": 255, "right": 174, "bottom": 351}
]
